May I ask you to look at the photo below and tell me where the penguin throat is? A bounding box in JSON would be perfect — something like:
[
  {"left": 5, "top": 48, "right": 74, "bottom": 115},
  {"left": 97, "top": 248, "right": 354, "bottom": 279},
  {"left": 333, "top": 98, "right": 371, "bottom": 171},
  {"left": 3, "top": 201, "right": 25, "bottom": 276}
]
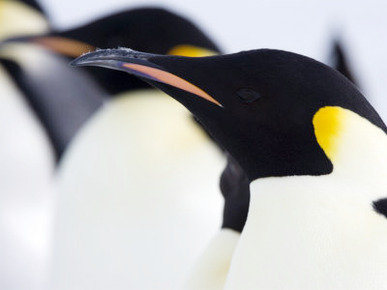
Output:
[{"left": 230, "top": 127, "right": 333, "bottom": 182}]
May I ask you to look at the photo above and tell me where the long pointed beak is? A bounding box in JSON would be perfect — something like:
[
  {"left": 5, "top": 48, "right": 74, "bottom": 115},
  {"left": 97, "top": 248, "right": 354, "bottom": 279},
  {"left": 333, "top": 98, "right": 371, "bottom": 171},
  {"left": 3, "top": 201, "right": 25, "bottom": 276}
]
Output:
[
  {"left": 32, "top": 36, "right": 95, "bottom": 57},
  {"left": 0, "top": 35, "right": 95, "bottom": 58},
  {"left": 71, "top": 48, "right": 223, "bottom": 107}
]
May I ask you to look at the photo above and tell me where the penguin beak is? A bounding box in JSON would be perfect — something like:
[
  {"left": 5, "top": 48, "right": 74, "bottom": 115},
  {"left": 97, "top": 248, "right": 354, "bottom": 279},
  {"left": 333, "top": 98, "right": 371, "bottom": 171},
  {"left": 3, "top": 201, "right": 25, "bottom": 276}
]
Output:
[
  {"left": 70, "top": 48, "right": 223, "bottom": 107},
  {"left": 0, "top": 35, "right": 95, "bottom": 58},
  {"left": 32, "top": 36, "right": 95, "bottom": 57}
]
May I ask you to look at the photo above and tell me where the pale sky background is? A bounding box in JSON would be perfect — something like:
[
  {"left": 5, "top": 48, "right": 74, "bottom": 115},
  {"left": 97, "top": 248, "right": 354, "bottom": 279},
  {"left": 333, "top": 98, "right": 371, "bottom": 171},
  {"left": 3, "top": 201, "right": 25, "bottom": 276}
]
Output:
[{"left": 40, "top": 0, "right": 387, "bottom": 120}]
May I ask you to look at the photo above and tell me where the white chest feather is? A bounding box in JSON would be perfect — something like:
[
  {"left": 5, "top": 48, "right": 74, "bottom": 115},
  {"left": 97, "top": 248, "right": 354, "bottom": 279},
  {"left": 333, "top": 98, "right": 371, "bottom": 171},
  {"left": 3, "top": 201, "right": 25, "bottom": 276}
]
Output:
[
  {"left": 225, "top": 108, "right": 387, "bottom": 289},
  {"left": 185, "top": 229, "right": 240, "bottom": 290}
]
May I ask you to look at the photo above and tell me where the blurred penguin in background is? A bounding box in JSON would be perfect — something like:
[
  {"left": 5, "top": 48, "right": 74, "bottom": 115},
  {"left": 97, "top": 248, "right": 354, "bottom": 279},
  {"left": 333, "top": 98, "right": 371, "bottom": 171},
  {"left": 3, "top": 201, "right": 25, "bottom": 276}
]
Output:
[
  {"left": 15, "top": 8, "right": 236, "bottom": 290},
  {"left": 329, "top": 38, "right": 359, "bottom": 87},
  {"left": 0, "top": 1, "right": 52, "bottom": 290},
  {"left": 0, "top": 1, "right": 106, "bottom": 289}
]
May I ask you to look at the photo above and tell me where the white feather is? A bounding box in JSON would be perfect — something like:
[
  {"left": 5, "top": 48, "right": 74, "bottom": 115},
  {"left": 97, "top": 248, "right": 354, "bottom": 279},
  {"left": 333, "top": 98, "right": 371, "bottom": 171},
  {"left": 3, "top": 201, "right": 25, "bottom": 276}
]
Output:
[
  {"left": 50, "top": 90, "right": 225, "bottom": 290},
  {"left": 225, "top": 109, "right": 387, "bottom": 289}
]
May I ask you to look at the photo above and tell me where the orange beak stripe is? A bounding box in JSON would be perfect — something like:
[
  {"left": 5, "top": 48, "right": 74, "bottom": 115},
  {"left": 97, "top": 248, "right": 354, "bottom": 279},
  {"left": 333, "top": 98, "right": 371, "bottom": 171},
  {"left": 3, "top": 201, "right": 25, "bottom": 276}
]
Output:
[
  {"left": 122, "top": 63, "right": 222, "bottom": 107},
  {"left": 34, "top": 37, "right": 95, "bottom": 58}
]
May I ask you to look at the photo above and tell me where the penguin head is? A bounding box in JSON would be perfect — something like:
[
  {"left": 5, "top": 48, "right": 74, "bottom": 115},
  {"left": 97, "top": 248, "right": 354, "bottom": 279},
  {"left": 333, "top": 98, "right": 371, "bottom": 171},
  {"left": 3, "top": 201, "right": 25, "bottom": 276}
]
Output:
[
  {"left": 8, "top": 7, "right": 220, "bottom": 94},
  {"left": 0, "top": 0, "right": 49, "bottom": 40},
  {"left": 71, "top": 48, "right": 386, "bottom": 181},
  {"left": 51, "top": 7, "right": 220, "bottom": 56}
]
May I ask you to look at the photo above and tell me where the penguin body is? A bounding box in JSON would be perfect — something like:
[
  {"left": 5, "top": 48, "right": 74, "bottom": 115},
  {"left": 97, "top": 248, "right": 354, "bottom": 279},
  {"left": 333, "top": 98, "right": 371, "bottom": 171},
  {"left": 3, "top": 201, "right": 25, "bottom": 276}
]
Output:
[
  {"left": 72, "top": 48, "right": 387, "bottom": 289},
  {"left": 0, "top": 2, "right": 53, "bottom": 289},
  {"left": 0, "top": 42, "right": 105, "bottom": 290},
  {"left": 52, "top": 90, "right": 224, "bottom": 290},
  {"left": 0, "top": 2, "right": 106, "bottom": 289},
  {"left": 0, "top": 58, "right": 54, "bottom": 290},
  {"left": 184, "top": 229, "right": 240, "bottom": 290}
]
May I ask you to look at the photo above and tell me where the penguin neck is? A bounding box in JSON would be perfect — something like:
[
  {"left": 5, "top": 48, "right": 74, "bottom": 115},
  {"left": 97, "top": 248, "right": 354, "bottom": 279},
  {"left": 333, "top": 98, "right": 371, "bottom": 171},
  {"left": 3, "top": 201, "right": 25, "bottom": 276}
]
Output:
[
  {"left": 224, "top": 108, "right": 387, "bottom": 289},
  {"left": 247, "top": 107, "right": 387, "bottom": 232},
  {"left": 0, "top": 0, "right": 49, "bottom": 40}
]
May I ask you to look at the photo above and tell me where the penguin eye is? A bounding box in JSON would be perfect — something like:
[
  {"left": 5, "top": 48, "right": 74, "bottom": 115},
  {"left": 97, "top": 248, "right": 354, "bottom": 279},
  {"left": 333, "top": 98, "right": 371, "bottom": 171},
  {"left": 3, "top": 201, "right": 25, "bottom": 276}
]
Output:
[{"left": 236, "top": 88, "right": 262, "bottom": 104}]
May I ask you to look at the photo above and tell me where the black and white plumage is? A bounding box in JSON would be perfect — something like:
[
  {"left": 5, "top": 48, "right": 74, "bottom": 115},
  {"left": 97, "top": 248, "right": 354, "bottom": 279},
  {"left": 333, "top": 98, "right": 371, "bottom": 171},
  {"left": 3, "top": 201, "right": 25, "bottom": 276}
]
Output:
[
  {"left": 0, "top": 1, "right": 106, "bottom": 290},
  {"left": 72, "top": 47, "right": 387, "bottom": 289},
  {"left": 11, "top": 8, "right": 250, "bottom": 290}
]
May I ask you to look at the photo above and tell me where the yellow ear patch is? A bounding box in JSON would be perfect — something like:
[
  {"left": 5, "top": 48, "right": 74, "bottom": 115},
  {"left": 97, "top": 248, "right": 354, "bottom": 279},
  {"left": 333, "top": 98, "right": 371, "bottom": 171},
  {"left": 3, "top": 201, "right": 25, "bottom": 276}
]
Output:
[
  {"left": 313, "top": 106, "right": 344, "bottom": 160},
  {"left": 167, "top": 45, "right": 217, "bottom": 57}
]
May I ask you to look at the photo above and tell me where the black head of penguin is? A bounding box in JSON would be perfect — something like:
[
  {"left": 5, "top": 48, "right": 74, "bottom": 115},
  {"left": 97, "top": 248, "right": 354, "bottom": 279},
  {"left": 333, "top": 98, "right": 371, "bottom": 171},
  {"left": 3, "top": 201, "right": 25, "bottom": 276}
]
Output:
[
  {"left": 71, "top": 48, "right": 387, "bottom": 181},
  {"left": 0, "top": 7, "right": 222, "bottom": 159},
  {"left": 15, "top": 7, "right": 221, "bottom": 95},
  {"left": 56, "top": 7, "right": 220, "bottom": 54}
]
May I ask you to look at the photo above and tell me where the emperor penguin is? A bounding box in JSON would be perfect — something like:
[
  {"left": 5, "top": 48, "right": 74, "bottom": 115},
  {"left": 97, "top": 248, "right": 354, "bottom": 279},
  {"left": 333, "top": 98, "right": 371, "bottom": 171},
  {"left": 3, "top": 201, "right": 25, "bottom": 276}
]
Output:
[
  {"left": 72, "top": 47, "right": 387, "bottom": 289},
  {"left": 180, "top": 45, "right": 356, "bottom": 285},
  {"left": 17, "top": 8, "right": 248, "bottom": 290}
]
